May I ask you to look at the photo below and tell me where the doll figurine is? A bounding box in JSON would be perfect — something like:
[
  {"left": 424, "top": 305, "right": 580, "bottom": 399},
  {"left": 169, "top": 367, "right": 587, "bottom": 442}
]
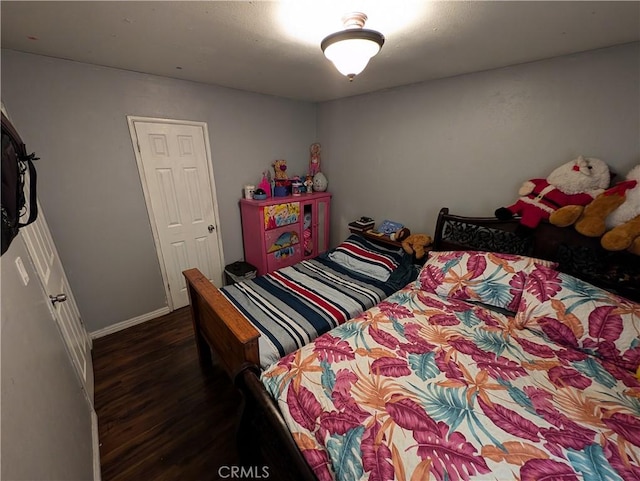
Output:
[
  {"left": 304, "top": 174, "right": 314, "bottom": 193},
  {"left": 309, "top": 143, "right": 321, "bottom": 176}
]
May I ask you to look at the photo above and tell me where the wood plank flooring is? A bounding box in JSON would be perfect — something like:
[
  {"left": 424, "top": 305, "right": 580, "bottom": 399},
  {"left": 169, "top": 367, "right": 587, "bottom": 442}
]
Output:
[{"left": 93, "top": 307, "right": 241, "bottom": 481}]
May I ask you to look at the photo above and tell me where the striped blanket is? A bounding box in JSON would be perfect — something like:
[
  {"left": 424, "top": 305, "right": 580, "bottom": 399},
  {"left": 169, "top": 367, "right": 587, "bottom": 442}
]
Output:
[{"left": 221, "top": 255, "right": 414, "bottom": 368}]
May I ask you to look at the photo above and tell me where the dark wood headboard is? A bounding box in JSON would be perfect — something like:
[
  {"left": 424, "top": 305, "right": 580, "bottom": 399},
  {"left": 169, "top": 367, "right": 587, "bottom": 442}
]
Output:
[{"left": 433, "top": 208, "right": 640, "bottom": 302}]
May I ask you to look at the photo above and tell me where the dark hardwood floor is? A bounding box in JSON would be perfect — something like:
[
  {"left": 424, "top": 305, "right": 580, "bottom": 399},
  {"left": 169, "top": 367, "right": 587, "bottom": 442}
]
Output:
[{"left": 93, "top": 307, "right": 242, "bottom": 481}]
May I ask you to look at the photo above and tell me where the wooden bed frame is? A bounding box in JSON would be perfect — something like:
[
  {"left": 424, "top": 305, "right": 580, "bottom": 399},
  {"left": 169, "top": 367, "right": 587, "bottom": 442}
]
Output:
[
  {"left": 183, "top": 268, "right": 260, "bottom": 377},
  {"left": 183, "top": 233, "right": 410, "bottom": 379},
  {"left": 184, "top": 207, "right": 640, "bottom": 480}
]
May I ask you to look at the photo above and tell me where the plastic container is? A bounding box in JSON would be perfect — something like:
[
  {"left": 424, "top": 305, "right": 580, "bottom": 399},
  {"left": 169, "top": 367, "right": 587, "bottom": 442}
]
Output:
[
  {"left": 274, "top": 185, "right": 289, "bottom": 197},
  {"left": 243, "top": 184, "right": 255, "bottom": 199},
  {"left": 253, "top": 188, "right": 267, "bottom": 200}
]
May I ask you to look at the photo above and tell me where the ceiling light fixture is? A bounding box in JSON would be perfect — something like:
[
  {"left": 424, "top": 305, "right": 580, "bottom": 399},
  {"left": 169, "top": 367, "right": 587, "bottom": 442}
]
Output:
[{"left": 321, "top": 12, "right": 385, "bottom": 81}]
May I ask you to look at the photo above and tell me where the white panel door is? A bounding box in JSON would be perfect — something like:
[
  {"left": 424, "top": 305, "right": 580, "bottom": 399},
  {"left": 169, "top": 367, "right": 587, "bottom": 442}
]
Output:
[
  {"left": 21, "top": 202, "right": 94, "bottom": 402},
  {"left": 130, "top": 118, "right": 224, "bottom": 309}
]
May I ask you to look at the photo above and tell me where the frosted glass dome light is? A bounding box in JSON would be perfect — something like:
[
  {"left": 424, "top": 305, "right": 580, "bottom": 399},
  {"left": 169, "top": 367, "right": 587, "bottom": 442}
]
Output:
[{"left": 321, "top": 13, "right": 385, "bottom": 81}]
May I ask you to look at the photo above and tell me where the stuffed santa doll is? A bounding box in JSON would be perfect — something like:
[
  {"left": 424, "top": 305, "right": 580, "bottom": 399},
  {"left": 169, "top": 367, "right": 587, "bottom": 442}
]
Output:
[{"left": 496, "top": 156, "right": 610, "bottom": 229}]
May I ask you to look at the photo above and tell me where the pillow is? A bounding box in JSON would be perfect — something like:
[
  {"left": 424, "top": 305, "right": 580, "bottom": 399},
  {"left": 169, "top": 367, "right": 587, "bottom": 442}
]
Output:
[
  {"left": 419, "top": 250, "right": 557, "bottom": 311},
  {"left": 516, "top": 265, "right": 640, "bottom": 372},
  {"left": 328, "top": 234, "right": 406, "bottom": 282}
]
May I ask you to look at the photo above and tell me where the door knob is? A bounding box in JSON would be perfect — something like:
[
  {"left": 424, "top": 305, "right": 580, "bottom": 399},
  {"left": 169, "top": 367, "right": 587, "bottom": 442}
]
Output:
[
  {"left": 208, "top": 225, "right": 215, "bottom": 233},
  {"left": 49, "top": 294, "right": 67, "bottom": 305}
]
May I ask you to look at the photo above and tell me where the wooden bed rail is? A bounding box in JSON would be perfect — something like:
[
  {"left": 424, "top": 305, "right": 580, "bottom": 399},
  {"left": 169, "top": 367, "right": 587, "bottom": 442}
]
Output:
[
  {"left": 235, "top": 366, "right": 318, "bottom": 481},
  {"left": 183, "top": 268, "right": 261, "bottom": 379}
]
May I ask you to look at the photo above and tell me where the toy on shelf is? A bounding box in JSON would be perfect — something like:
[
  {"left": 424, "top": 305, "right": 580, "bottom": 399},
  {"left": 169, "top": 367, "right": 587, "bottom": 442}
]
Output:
[
  {"left": 272, "top": 159, "right": 290, "bottom": 197},
  {"left": 243, "top": 184, "right": 255, "bottom": 199},
  {"left": 390, "top": 227, "right": 410, "bottom": 242},
  {"left": 253, "top": 188, "right": 267, "bottom": 200},
  {"left": 273, "top": 159, "right": 288, "bottom": 180},
  {"left": 257, "top": 171, "right": 271, "bottom": 198},
  {"left": 495, "top": 156, "right": 610, "bottom": 230},
  {"left": 313, "top": 172, "right": 328, "bottom": 192},
  {"left": 304, "top": 174, "right": 314, "bottom": 193},
  {"left": 308, "top": 143, "right": 328, "bottom": 192},
  {"left": 291, "top": 176, "right": 303, "bottom": 196},
  {"left": 550, "top": 164, "right": 640, "bottom": 254},
  {"left": 309, "top": 143, "right": 321, "bottom": 176}
]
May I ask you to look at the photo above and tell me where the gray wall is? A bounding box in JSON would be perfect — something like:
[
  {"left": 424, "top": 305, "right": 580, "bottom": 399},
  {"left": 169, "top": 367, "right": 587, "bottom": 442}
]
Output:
[
  {"left": 318, "top": 43, "right": 640, "bottom": 246},
  {"left": 1, "top": 235, "right": 94, "bottom": 480},
  {"left": 2, "top": 43, "right": 639, "bottom": 334},
  {"left": 1, "top": 50, "right": 317, "bottom": 332}
]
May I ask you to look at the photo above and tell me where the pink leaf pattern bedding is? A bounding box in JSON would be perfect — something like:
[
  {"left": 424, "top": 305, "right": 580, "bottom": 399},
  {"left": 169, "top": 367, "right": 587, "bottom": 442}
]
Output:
[
  {"left": 517, "top": 266, "right": 640, "bottom": 372},
  {"left": 262, "top": 284, "right": 640, "bottom": 481}
]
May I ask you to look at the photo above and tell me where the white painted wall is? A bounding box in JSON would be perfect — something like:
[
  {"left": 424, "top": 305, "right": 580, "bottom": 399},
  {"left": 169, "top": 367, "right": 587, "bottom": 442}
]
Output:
[
  {"left": 1, "top": 236, "right": 94, "bottom": 480},
  {"left": 318, "top": 43, "right": 640, "bottom": 246},
  {"left": 0, "top": 50, "right": 317, "bottom": 332}
]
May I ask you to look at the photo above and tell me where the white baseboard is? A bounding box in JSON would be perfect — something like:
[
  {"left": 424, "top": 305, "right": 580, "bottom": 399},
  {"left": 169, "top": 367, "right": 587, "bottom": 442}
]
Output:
[
  {"left": 91, "top": 409, "right": 102, "bottom": 481},
  {"left": 90, "top": 307, "right": 171, "bottom": 339}
]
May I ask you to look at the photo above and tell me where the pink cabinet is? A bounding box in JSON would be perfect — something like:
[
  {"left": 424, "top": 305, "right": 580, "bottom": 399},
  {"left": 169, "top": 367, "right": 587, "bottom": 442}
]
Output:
[{"left": 240, "top": 192, "right": 331, "bottom": 276}]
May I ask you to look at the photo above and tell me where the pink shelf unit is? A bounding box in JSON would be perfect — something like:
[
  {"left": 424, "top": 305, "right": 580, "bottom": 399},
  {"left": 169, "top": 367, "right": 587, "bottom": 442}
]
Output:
[{"left": 240, "top": 192, "right": 332, "bottom": 276}]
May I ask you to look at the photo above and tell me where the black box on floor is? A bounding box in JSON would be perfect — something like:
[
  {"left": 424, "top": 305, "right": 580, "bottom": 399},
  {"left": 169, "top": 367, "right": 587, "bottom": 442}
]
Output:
[{"left": 224, "top": 261, "right": 257, "bottom": 285}]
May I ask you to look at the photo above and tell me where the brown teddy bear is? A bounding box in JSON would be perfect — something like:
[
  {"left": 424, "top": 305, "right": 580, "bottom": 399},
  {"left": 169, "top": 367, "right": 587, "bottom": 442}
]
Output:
[
  {"left": 550, "top": 164, "right": 640, "bottom": 255},
  {"left": 402, "top": 234, "right": 433, "bottom": 260}
]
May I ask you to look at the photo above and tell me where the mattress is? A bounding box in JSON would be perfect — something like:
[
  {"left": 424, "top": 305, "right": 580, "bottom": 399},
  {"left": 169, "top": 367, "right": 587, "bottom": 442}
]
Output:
[{"left": 221, "top": 254, "right": 415, "bottom": 368}]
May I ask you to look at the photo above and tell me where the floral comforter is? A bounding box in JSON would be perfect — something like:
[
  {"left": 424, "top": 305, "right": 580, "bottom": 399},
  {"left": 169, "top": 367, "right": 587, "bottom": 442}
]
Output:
[{"left": 261, "top": 284, "right": 640, "bottom": 481}]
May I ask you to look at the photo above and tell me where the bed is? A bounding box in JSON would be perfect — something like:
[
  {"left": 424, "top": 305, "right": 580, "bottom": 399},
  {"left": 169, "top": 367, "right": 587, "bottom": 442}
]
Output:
[
  {"left": 185, "top": 208, "right": 640, "bottom": 480},
  {"left": 184, "top": 233, "right": 417, "bottom": 374}
]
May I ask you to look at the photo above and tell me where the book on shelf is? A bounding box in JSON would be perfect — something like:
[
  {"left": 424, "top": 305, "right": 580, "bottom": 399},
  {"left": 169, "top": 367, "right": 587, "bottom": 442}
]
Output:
[
  {"left": 348, "top": 223, "right": 374, "bottom": 232},
  {"left": 375, "top": 219, "right": 404, "bottom": 235},
  {"left": 349, "top": 218, "right": 375, "bottom": 231}
]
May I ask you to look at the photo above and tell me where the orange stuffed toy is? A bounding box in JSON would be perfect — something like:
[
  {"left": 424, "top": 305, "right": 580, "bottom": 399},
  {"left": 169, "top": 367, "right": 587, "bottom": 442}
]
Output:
[
  {"left": 402, "top": 234, "right": 433, "bottom": 260},
  {"left": 550, "top": 164, "right": 640, "bottom": 255}
]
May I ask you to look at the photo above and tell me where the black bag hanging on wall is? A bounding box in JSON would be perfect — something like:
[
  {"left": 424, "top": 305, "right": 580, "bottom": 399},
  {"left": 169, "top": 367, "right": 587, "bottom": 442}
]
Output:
[{"left": 1, "top": 112, "right": 39, "bottom": 255}]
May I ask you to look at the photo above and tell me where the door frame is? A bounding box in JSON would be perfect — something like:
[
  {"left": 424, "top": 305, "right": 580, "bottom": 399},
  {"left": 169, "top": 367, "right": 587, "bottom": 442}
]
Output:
[{"left": 127, "top": 116, "right": 225, "bottom": 311}]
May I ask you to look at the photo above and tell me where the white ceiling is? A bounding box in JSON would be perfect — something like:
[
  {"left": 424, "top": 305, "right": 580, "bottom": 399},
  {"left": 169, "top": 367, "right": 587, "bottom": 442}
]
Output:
[{"left": 2, "top": 1, "right": 638, "bottom": 102}]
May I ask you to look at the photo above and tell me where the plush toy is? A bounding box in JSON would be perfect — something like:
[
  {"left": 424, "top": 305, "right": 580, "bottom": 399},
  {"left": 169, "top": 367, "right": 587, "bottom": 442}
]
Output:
[
  {"left": 549, "top": 164, "right": 640, "bottom": 255},
  {"left": 273, "top": 159, "right": 288, "bottom": 180},
  {"left": 402, "top": 234, "right": 433, "bottom": 260},
  {"left": 495, "top": 156, "right": 610, "bottom": 230}
]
